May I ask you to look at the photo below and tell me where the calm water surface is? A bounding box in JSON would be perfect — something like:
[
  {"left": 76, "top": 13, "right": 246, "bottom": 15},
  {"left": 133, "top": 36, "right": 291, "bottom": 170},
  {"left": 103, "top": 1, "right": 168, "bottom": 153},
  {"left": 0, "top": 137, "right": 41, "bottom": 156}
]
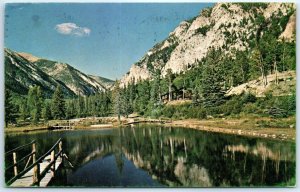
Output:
[{"left": 5, "top": 125, "right": 296, "bottom": 187}]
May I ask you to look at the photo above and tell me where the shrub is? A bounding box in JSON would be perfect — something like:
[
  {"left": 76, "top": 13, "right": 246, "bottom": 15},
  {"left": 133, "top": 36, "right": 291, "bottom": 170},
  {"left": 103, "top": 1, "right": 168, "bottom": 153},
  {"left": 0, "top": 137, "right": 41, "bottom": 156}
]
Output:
[
  {"left": 241, "top": 92, "right": 257, "bottom": 103},
  {"left": 221, "top": 4, "right": 228, "bottom": 10},
  {"left": 162, "top": 105, "right": 176, "bottom": 118},
  {"left": 207, "top": 106, "right": 220, "bottom": 116},
  {"left": 195, "top": 25, "right": 210, "bottom": 36},
  {"left": 149, "top": 106, "right": 162, "bottom": 118},
  {"left": 243, "top": 103, "right": 258, "bottom": 114},
  {"left": 197, "top": 108, "right": 207, "bottom": 119},
  {"left": 268, "top": 107, "right": 288, "bottom": 118},
  {"left": 201, "top": 7, "right": 213, "bottom": 17},
  {"left": 236, "top": 3, "right": 268, "bottom": 12}
]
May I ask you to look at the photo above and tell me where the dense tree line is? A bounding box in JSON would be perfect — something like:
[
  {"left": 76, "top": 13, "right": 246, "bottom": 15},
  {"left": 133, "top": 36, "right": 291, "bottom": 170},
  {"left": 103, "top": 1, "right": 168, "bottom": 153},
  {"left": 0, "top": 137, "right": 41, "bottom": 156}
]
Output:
[{"left": 5, "top": 85, "right": 113, "bottom": 126}]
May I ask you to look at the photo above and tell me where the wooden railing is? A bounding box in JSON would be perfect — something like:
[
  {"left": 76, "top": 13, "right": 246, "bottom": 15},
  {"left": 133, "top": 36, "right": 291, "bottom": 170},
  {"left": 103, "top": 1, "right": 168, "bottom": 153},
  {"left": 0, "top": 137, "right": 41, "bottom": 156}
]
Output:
[
  {"left": 5, "top": 140, "right": 36, "bottom": 179},
  {"left": 6, "top": 138, "right": 63, "bottom": 186}
]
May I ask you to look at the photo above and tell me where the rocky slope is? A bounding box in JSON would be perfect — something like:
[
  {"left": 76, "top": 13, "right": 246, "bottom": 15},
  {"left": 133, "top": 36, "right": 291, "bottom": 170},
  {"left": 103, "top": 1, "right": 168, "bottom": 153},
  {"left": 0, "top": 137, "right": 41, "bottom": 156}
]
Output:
[
  {"left": 5, "top": 48, "right": 75, "bottom": 97},
  {"left": 34, "top": 59, "right": 111, "bottom": 95},
  {"left": 88, "top": 75, "right": 114, "bottom": 90},
  {"left": 120, "top": 3, "right": 296, "bottom": 87},
  {"left": 5, "top": 48, "right": 113, "bottom": 97},
  {"left": 225, "top": 70, "right": 296, "bottom": 97}
]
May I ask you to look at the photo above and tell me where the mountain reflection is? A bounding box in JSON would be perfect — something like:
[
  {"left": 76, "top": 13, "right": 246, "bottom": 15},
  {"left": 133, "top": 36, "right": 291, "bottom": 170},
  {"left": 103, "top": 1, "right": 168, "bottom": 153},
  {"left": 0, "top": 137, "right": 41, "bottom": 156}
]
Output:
[
  {"left": 119, "top": 126, "right": 295, "bottom": 187},
  {"left": 5, "top": 126, "right": 295, "bottom": 187}
]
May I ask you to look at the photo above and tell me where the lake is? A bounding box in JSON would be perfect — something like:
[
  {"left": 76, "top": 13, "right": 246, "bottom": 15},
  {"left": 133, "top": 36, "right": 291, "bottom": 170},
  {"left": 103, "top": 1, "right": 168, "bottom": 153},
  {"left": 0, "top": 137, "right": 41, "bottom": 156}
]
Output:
[{"left": 5, "top": 125, "right": 296, "bottom": 187}]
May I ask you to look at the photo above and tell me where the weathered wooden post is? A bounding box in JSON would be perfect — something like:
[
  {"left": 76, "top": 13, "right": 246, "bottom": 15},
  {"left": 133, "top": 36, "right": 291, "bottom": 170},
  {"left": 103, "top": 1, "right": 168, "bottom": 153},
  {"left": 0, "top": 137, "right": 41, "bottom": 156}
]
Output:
[
  {"left": 32, "top": 142, "right": 40, "bottom": 185},
  {"left": 59, "top": 140, "right": 63, "bottom": 164},
  {"left": 51, "top": 150, "right": 55, "bottom": 178},
  {"left": 12, "top": 152, "right": 18, "bottom": 176}
]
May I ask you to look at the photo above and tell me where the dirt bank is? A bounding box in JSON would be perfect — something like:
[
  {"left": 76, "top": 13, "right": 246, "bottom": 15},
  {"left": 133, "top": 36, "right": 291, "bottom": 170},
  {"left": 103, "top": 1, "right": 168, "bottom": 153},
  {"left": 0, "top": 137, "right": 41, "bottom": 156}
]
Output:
[{"left": 160, "top": 117, "right": 296, "bottom": 142}]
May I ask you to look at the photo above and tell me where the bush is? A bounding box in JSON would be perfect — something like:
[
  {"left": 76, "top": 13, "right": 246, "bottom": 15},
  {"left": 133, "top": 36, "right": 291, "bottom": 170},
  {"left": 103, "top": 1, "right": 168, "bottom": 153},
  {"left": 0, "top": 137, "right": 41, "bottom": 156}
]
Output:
[
  {"left": 162, "top": 105, "right": 176, "bottom": 118},
  {"left": 207, "top": 106, "right": 221, "bottom": 116},
  {"left": 243, "top": 103, "right": 259, "bottom": 114},
  {"left": 195, "top": 25, "right": 210, "bottom": 36},
  {"left": 236, "top": 3, "right": 268, "bottom": 12},
  {"left": 197, "top": 108, "right": 207, "bottom": 119},
  {"left": 261, "top": 93, "right": 296, "bottom": 117},
  {"left": 201, "top": 7, "right": 213, "bottom": 17},
  {"left": 268, "top": 107, "right": 288, "bottom": 118},
  {"left": 218, "top": 96, "right": 243, "bottom": 115},
  {"left": 221, "top": 4, "right": 228, "bottom": 10},
  {"left": 242, "top": 92, "right": 257, "bottom": 103},
  {"left": 149, "top": 106, "right": 162, "bottom": 118}
]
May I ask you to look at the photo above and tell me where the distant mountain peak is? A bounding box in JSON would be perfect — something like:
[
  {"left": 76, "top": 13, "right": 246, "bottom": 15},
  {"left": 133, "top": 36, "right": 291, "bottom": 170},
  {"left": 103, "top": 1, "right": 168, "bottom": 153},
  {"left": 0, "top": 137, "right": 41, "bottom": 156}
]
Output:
[
  {"left": 5, "top": 48, "right": 114, "bottom": 97},
  {"left": 18, "top": 52, "right": 41, "bottom": 63}
]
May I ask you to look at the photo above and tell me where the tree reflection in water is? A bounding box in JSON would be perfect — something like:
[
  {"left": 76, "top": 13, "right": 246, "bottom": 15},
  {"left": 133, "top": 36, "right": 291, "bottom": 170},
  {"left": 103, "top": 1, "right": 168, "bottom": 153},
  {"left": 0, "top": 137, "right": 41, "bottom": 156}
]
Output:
[
  {"left": 120, "top": 125, "right": 295, "bottom": 187},
  {"left": 5, "top": 126, "right": 295, "bottom": 187}
]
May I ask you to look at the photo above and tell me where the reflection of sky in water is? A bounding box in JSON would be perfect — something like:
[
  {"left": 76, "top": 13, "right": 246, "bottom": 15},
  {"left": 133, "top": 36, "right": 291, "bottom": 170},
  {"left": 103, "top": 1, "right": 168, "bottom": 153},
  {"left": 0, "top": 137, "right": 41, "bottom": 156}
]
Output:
[{"left": 5, "top": 126, "right": 296, "bottom": 187}]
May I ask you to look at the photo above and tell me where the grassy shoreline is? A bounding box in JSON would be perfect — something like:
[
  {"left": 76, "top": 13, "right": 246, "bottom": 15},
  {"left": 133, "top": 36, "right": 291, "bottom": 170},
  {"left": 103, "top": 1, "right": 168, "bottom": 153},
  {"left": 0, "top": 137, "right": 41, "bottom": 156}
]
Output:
[
  {"left": 162, "top": 118, "right": 295, "bottom": 142},
  {"left": 5, "top": 116, "right": 296, "bottom": 142}
]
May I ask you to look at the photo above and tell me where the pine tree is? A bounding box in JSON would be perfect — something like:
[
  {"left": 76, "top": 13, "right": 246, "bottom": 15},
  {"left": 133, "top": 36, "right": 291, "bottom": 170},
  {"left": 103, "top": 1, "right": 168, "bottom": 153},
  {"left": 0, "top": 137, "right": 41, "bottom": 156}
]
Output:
[
  {"left": 235, "top": 50, "right": 250, "bottom": 83},
  {"left": 42, "top": 102, "right": 52, "bottom": 121},
  {"left": 122, "top": 87, "right": 131, "bottom": 118},
  {"left": 76, "top": 96, "right": 85, "bottom": 117},
  {"left": 251, "top": 46, "right": 267, "bottom": 86},
  {"left": 150, "top": 69, "right": 161, "bottom": 105},
  {"left": 5, "top": 89, "right": 16, "bottom": 127},
  {"left": 166, "top": 68, "right": 174, "bottom": 101},
  {"left": 104, "top": 91, "right": 112, "bottom": 116},
  {"left": 136, "top": 80, "right": 150, "bottom": 115},
  {"left": 128, "top": 78, "right": 136, "bottom": 112},
  {"left": 27, "top": 86, "right": 43, "bottom": 124},
  {"left": 51, "top": 85, "right": 66, "bottom": 120},
  {"left": 36, "top": 86, "right": 43, "bottom": 122},
  {"left": 66, "top": 99, "right": 76, "bottom": 118},
  {"left": 112, "top": 81, "right": 122, "bottom": 123},
  {"left": 201, "top": 49, "right": 226, "bottom": 107},
  {"left": 19, "top": 97, "right": 28, "bottom": 121}
]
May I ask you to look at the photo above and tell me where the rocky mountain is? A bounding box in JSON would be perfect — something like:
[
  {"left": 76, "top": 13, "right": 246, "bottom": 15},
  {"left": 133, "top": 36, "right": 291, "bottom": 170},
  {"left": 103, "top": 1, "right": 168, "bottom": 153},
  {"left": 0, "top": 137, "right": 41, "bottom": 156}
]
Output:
[
  {"left": 5, "top": 48, "right": 113, "bottom": 97},
  {"left": 88, "top": 75, "right": 114, "bottom": 90},
  {"left": 120, "top": 3, "right": 296, "bottom": 87},
  {"left": 34, "top": 59, "right": 112, "bottom": 95}
]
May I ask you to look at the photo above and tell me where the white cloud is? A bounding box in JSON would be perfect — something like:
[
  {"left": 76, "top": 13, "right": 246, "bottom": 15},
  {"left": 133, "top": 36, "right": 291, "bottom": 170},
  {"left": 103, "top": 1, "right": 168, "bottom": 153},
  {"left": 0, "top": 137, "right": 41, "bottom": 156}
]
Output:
[{"left": 55, "top": 23, "right": 91, "bottom": 37}]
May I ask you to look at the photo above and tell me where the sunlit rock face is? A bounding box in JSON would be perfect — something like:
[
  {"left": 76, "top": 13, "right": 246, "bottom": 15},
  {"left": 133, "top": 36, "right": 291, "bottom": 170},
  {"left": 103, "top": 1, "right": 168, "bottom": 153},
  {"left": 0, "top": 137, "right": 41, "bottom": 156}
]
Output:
[{"left": 120, "top": 3, "right": 295, "bottom": 86}]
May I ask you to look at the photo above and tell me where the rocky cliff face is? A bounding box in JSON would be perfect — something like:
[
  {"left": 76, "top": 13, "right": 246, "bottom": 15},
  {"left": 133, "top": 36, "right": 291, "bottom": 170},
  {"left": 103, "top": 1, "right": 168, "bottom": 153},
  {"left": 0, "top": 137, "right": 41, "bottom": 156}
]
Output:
[
  {"left": 120, "top": 3, "right": 295, "bottom": 87},
  {"left": 5, "top": 48, "right": 113, "bottom": 97},
  {"left": 279, "top": 12, "right": 296, "bottom": 41}
]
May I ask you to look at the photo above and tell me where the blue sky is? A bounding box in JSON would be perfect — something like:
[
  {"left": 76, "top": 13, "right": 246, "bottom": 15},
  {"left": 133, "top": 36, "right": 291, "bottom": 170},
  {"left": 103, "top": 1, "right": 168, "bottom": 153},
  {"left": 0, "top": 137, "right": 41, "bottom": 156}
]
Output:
[{"left": 5, "top": 3, "right": 213, "bottom": 80}]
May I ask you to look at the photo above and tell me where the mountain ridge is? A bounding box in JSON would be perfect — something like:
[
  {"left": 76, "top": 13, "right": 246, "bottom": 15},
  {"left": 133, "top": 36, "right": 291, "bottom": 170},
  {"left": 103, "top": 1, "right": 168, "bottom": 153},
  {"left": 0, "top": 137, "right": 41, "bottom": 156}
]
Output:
[{"left": 5, "top": 48, "right": 114, "bottom": 97}]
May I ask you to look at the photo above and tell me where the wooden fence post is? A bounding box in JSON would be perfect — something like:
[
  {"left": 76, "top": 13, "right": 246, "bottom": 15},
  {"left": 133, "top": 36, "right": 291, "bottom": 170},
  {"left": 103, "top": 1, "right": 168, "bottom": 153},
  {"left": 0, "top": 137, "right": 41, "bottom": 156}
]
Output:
[
  {"left": 59, "top": 141, "right": 63, "bottom": 164},
  {"left": 13, "top": 152, "right": 18, "bottom": 176},
  {"left": 59, "top": 141, "right": 62, "bottom": 154},
  {"left": 51, "top": 150, "right": 55, "bottom": 178},
  {"left": 32, "top": 142, "right": 40, "bottom": 185}
]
